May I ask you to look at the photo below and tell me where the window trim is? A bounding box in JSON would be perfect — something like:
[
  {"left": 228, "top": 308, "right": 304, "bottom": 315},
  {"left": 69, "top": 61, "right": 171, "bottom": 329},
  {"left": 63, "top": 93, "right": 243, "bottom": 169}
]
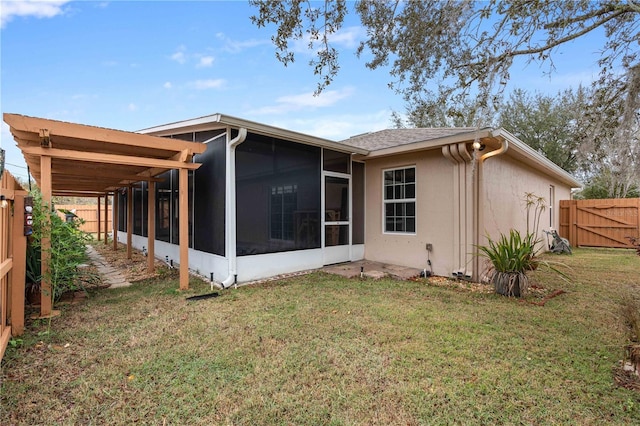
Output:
[{"left": 382, "top": 165, "right": 417, "bottom": 235}]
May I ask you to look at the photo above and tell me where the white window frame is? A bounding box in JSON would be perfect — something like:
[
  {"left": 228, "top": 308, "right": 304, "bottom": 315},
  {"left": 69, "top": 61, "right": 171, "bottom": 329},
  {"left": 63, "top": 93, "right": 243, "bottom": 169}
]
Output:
[{"left": 382, "top": 166, "right": 417, "bottom": 235}]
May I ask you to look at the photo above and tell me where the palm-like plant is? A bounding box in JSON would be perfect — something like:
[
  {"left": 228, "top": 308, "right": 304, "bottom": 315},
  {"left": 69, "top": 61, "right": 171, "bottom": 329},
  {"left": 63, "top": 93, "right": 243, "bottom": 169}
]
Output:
[{"left": 477, "top": 230, "right": 538, "bottom": 297}]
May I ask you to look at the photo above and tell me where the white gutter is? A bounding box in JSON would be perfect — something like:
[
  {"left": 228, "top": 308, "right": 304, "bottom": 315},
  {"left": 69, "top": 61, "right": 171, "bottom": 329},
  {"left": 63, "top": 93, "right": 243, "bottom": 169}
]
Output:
[{"left": 220, "top": 127, "right": 248, "bottom": 289}]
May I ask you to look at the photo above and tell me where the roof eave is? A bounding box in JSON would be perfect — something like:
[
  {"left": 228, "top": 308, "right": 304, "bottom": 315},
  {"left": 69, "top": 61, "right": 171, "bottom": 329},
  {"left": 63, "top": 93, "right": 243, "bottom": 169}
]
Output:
[
  {"left": 353, "top": 128, "right": 494, "bottom": 159},
  {"left": 493, "top": 128, "right": 582, "bottom": 189},
  {"left": 139, "top": 113, "right": 369, "bottom": 155}
]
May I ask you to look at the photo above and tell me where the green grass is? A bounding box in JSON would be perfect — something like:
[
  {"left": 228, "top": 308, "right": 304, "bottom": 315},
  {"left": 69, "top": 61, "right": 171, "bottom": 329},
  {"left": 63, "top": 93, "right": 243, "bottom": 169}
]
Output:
[{"left": 2, "top": 248, "right": 640, "bottom": 424}]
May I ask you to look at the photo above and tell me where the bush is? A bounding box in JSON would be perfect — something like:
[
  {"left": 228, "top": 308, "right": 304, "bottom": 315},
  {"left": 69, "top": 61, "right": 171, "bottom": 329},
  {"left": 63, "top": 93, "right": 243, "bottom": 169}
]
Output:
[
  {"left": 627, "top": 236, "right": 640, "bottom": 257},
  {"left": 27, "top": 191, "right": 92, "bottom": 301},
  {"left": 477, "top": 229, "right": 537, "bottom": 297}
]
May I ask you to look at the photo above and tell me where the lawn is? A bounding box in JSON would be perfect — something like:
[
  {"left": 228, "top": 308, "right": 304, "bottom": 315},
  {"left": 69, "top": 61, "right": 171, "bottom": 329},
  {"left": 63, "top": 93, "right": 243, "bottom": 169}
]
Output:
[{"left": 1, "top": 247, "right": 640, "bottom": 424}]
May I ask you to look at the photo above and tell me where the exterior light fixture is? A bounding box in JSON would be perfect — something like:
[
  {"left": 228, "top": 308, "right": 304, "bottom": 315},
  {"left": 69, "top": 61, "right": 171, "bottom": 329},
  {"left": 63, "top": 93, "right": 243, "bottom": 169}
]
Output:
[
  {"left": 0, "top": 195, "right": 7, "bottom": 209},
  {"left": 472, "top": 141, "right": 486, "bottom": 151}
]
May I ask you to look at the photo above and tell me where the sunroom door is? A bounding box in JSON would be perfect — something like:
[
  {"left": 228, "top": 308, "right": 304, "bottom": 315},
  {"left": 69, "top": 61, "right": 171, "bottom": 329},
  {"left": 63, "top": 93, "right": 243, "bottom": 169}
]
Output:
[{"left": 323, "top": 174, "right": 350, "bottom": 264}]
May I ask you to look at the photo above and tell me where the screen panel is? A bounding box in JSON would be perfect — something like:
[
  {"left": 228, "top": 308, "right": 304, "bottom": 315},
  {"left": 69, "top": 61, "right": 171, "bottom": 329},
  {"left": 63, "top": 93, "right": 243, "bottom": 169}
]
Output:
[{"left": 236, "top": 133, "right": 321, "bottom": 255}]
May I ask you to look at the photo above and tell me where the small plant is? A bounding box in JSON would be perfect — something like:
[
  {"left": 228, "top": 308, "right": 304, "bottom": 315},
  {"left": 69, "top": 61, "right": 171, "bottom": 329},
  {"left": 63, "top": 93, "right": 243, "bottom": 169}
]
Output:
[
  {"left": 627, "top": 236, "right": 640, "bottom": 256},
  {"left": 621, "top": 293, "right": 640, "bottom": 374},
  {"left": 524, "top": 192, "right": 547, "bottom": 240},
  {"left": 477, "top": 193, "right": 570, "bottom": 298},
  {"left": 621, "top": 294, "right": 640, "bottom": 343},
  {"left": 477, "top": 229, "right": 537, "bottom": 297}
]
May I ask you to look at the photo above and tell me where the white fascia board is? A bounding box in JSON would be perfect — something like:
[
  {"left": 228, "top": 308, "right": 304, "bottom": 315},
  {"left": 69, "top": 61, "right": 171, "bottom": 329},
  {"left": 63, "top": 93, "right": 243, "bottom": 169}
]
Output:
[
  {"left": 138, "top": 113, "right": 369, "bottom": 155},
  {"left": 138, "top": 114, "right": 224, "bottom": 134},
  {"left": 492, "top": 128, "right": 582, "bottom": 188}
]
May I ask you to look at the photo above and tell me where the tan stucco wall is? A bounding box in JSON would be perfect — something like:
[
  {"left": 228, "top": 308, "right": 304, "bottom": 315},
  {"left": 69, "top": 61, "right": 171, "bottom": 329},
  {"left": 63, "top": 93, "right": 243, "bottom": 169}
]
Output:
[
  {"left": 363, "top": 149, "right": 574, "bottom": 278},
  {"left": 480, "top": 155, "right": 572, "bottom": 244},
  {"left": 363, "top": 150, "right": 457, "bottom": 276}
]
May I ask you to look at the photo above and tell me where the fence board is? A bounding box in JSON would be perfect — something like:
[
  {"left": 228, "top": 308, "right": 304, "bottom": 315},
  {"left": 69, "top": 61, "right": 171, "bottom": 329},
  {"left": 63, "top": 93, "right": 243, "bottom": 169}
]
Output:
[
  {"left": 55, "top": 204, "right": 112, "bottom": 234},
  {"left": 559, "top": 198, "right": 640, "bottom": 248},
  {"left": 1, "top": 170, "right": 27, "bottom": 361}
]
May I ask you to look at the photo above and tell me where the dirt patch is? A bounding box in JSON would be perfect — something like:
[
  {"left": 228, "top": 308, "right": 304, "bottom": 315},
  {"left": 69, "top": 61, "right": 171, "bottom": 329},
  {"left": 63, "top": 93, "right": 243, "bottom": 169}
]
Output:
[
  {"left": 410, "top": 275, "right": 494, "bottom": 293},
  {"left": 91, "top": 241, "right": 172, "bottom": 283}
]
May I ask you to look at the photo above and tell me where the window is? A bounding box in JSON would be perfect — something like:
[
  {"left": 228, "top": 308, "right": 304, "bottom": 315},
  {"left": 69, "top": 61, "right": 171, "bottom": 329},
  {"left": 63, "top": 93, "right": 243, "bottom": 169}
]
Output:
[
  {"left": 383, "top": 167, "right": 416, "bottom": 233},
  {"left": 270, "top": 184, "right": 298, "bottom": 241}
]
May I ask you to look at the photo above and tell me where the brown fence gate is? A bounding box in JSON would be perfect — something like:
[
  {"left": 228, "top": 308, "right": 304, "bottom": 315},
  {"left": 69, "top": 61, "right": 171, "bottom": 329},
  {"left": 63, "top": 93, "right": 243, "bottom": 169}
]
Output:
[{"left": 560, "top": 198, "right": 640, "bottom": 248}]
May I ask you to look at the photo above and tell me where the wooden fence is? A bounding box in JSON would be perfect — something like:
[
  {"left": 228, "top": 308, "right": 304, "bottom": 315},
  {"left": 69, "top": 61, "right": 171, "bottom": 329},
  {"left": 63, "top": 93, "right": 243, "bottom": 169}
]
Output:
[
  {"left": 559, "top": 198, "right": 640, "bottom": 248},
  {"left": 55, "top": 204, "right": 112, "bottom": 235},
  {"left": 0, "top": 171, "right": 27, "bottom": 361}
]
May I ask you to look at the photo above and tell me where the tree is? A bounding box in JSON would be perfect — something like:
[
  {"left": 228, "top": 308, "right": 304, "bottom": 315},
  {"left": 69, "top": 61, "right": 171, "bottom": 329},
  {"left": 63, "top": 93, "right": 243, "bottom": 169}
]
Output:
[
  {"left": 391, "top": 94, "right": 491, "bottom": 128},
  {"left": 250, "top": 0, "right": 639, "bottom": 141},
  {"left": 498, "top": 87, "right": 588, "bottom": 173},
  {"left": 251, "top": 0, "right": 639, "bottom": 197},
  {"left": 578, "top": 171, "right": 640, "bottom": 199}
]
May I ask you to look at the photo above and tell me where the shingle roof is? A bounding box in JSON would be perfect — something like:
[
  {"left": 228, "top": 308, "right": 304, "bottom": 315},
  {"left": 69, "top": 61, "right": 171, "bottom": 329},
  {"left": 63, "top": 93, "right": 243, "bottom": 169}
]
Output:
[{"left": 338, "top": 127, "right": 485, "bottom": 151}]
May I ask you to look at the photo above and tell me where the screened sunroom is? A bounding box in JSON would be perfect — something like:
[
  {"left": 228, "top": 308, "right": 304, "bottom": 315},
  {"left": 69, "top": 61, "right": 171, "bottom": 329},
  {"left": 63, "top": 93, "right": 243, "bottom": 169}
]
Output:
[{"left": 117, "top": 114, "right": 366, "bottom": 285}]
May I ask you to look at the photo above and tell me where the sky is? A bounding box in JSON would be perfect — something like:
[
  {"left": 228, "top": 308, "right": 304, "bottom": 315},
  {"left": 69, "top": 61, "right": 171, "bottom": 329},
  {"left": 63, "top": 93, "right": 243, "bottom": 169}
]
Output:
[{"left": 0, "top": 0, "right": 604, "bottom": 181}]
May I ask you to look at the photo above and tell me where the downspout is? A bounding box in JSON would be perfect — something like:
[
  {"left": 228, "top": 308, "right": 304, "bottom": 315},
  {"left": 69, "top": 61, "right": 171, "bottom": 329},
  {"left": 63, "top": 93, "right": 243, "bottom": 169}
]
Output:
[
  {"left": 473, "top": 133, "right": 509, "bottom": 281},
  {"left": 457, "top": 142, "right": 473, "bottom": 279},
  {"left": 220, "top": 127, "right": 248, "bottom": 289}
]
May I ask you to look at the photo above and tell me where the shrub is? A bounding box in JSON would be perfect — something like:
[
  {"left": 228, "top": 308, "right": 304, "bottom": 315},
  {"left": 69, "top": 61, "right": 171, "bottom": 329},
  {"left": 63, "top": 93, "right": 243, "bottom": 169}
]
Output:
[
  {"left": 27, "top": 191, "right": 92, "bottom": 301},
  {"left": 627, "top": 236, "right": 640, "bottom": 256},
  {"left": 477, "top": 229, "right": 537, "bottom": 297}
]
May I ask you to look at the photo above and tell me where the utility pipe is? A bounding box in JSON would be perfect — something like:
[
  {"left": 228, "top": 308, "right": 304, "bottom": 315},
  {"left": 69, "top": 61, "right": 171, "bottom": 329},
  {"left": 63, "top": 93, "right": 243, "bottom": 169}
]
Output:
[
  {"left": 473, "top": 133, "right": 509, "bottom": 281},
  {"left": 220, "top": 127, "right": 247, "bottom": 289}
]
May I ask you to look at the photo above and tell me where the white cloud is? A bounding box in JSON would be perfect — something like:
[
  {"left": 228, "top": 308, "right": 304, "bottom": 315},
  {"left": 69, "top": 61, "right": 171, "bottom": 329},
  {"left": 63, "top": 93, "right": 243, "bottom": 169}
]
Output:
[
  {"left": 1, "top": 0, "right": 72, "bottom": 29},
  {"left": 292, "top": 25, "right": 366, "bottom": 54},
  {"left": 163, "top": 81, "right": 172, "bottom": 89},
  {"left": 171, "top": 51, "right": 186, "bottom": 64},
  {"left": 269, "top": 109, "right": 392, "bottom": 141},
  {"left": 170, "top": 45, "right": 187, "bottom": 64},
  {"left": 197, "top": 55, "right": 214, "bottom": 68},
  {"left": 215, "top": 32, "right": 269, "bottom": 53},
  {"left": 250, "top": 87, "right": 354, "bottom": 115},
  {"left": 128, "top": 103, "right": 138, "bottom": 112},
  {"left": 190, "top": 79, "right": 226, "bottom": 90},
  {"left": 328, "top": 26, "right": 365, "bottom": 49}
]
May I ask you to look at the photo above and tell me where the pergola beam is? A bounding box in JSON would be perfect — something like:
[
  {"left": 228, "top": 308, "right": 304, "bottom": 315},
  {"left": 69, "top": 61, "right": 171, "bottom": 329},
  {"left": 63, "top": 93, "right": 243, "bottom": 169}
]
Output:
[
  {"left": 4, "top": 113, "right": 205, "bottom": 154},
  {"left": 21, "top": 146, "right": 201, "bottom": 170}
]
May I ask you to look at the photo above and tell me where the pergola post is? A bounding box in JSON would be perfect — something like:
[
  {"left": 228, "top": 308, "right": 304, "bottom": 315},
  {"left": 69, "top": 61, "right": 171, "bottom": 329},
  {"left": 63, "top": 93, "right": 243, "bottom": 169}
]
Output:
[
  {"left": 147, "top": 181, "right": 155, "bottom": 274},
  {"left": 127, "top": 185, "right": 133, "bottom": 260},
  {"left": 179, "top": 168, "right": 189, "bottom": 290},
  {"left": 40, "top": 155, "right": 52, "bottom": 317},
  {"left": 113, "top": 191, "right": 118, "bottom": 251},
  {"left": 104, "top": 192, "right": 109, "bottom": 246},
  {"left": 97, "top": 196, "right": 101, "bottom": 241}
]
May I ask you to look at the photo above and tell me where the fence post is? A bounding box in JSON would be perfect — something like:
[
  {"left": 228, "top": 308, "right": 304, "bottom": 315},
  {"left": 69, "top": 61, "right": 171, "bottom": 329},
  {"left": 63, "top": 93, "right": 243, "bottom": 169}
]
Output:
[
  {"left": 569, "top": 200, "right": 577, "bottom": 247},
  {"left": 10, "top": 191, "right": 26, "bottom": 336}
]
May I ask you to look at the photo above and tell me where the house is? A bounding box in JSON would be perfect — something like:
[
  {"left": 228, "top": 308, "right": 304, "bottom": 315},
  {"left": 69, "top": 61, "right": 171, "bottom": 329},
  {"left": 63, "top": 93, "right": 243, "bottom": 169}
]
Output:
[
  {"left": 117, "top": 113, "right": 580, "bottom": 285},
  {"left": 3, "top": 112, "right": 579, "bottom": 289}
]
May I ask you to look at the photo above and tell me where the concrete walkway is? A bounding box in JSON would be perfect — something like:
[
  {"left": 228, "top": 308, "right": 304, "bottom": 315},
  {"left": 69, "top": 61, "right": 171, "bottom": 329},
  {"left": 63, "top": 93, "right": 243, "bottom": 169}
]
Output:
[
  {"left": 323, "top": 260, "right": 423, "bottom": 280},
  {"left": 85, "top": 245, "right": 132, "bottom": 289}
]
